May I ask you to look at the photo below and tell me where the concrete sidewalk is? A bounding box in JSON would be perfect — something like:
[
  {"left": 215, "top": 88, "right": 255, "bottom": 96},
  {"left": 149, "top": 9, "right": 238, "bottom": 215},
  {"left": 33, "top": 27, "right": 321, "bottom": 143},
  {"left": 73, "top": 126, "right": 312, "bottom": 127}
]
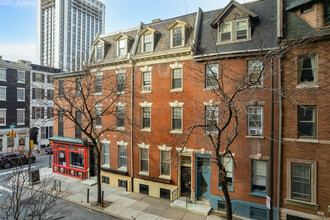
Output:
[{"left": 39, "top": 167, "right": 226, "bottom": 220}]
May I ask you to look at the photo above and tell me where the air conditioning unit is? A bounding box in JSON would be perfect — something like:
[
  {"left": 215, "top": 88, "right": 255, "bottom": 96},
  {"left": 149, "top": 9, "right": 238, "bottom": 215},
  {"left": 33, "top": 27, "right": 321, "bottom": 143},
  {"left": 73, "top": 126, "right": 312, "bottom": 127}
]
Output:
[{"left": 249, "top": 128, "right": 259, "bottom": 136}]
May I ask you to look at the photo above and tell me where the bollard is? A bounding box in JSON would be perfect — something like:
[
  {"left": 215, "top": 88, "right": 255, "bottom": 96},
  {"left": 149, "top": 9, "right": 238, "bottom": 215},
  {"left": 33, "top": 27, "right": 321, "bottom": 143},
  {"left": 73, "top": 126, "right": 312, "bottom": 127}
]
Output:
[
  {"left": 59, "top": 181, "right": 61, "bottom": 192},
  {"left": 87, "top": 189, "right": 89, "bottom": 203},
  {"left": 102, "top": 191, "right": 104, "bottom": 208}
]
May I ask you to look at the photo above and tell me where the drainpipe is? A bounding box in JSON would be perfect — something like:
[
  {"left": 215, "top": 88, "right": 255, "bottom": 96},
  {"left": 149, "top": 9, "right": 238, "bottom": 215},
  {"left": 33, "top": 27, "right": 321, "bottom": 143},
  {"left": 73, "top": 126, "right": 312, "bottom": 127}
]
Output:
[
  {"left": 276, "top": 57, "right": 282, "bottom": 220},
  {"left": 130, "top": 59, "right": 135, "bottom": 193},
  {"left": 269, "top": 59, "right": 274, "bottom": 220}
]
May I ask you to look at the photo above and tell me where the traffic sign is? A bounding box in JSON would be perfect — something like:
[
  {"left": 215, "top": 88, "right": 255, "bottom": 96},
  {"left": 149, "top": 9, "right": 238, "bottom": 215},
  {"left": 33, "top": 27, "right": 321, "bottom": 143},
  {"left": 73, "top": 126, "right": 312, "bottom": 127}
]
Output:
[{"left": 10, "top": 125, "right": 15, "bottom": 129}]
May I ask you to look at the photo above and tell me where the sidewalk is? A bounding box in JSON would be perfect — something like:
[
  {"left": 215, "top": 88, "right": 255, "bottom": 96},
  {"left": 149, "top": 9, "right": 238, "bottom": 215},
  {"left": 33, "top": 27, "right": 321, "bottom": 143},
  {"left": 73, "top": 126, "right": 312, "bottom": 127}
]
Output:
[{"left": 39, "top": 167, "right": 226, "bottom": 220}]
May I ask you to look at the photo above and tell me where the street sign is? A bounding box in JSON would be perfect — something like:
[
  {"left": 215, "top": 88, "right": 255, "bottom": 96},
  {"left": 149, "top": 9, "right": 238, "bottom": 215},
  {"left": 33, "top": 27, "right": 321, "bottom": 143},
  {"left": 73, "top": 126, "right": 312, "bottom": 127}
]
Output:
[
  {"left": 10, "top": 125, "right": 15, "bottom": 129},
  {"left": 266, "top": 196, "right": 271, "bottom": 209}
]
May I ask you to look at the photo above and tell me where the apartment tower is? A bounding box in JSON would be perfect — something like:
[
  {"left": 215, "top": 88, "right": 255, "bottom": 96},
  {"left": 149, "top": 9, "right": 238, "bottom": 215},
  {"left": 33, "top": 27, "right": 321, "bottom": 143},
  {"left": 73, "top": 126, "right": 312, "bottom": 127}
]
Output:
[{"left": 37, "top": 0, "right": 105, "bottom": 71}]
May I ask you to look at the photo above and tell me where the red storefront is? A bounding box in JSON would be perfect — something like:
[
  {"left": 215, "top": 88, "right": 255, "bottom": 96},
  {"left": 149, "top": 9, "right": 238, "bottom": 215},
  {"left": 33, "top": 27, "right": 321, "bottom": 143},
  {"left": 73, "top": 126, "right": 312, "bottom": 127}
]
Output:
[{"left": 49, "top": 137, "right": 89, "bottom": 180}]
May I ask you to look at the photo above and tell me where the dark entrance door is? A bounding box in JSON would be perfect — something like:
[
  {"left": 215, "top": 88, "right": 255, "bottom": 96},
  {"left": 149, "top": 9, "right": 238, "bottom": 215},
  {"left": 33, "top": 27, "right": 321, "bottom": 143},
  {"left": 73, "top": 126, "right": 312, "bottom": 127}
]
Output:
[
  {"left": 89, "top": 147, "right": 95, "bottom": 177},
  {"left": 181, "top": 166, "right": 191, "bottom": 196},
  {"left": 197, "top": 157, "right": 211, "bottom": 199}
]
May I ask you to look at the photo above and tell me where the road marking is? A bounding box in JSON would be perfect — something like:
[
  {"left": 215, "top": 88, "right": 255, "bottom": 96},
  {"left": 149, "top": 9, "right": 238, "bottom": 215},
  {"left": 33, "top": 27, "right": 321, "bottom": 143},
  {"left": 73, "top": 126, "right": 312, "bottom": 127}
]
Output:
[
  {"left": 0, "top": 165, "right": 36, "bottom": 176},
  {"left": 0, "top": 185, "right": 12, "bottom": 193}
]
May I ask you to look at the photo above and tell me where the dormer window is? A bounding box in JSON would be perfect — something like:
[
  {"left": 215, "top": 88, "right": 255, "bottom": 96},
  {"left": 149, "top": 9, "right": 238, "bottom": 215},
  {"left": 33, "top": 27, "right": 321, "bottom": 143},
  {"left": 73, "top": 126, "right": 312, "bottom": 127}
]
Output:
[
  {"left": 96, "top": 44, "right": 103, "bottom": 61},
  {"left": 236, "top": 20, "right": 248, "bottom": 40},
  {"left": 167, "top": 19, "right": 190, "bottom": 48},
  {"left": 118, "top": 39, "right": 126, "bottom": 57},
  {"left": 220, "top": 23, "right": 231, "bottom": 42},
  {"left": 144, "top": 34, "right": 152, "bottom": 52},
  {"left": 173, "top": 27, "right": 182, "bottom": 47}
]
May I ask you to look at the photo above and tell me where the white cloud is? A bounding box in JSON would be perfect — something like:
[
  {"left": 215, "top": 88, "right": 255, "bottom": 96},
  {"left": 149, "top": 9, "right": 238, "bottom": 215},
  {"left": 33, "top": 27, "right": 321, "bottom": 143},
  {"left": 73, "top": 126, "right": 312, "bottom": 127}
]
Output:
[
  {"left": 0, "top": 0, "right": 36, "bottom": 7},
  {"left": 0, "top": 43, "right": 36, "bottom": 63}
]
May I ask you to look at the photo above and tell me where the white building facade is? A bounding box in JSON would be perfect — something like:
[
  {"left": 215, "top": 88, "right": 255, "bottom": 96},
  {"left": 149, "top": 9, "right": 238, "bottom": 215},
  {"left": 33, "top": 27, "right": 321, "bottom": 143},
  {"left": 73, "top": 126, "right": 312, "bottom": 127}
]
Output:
[{"left": 37, "top": 0, "right": 105, "bottom": 72}]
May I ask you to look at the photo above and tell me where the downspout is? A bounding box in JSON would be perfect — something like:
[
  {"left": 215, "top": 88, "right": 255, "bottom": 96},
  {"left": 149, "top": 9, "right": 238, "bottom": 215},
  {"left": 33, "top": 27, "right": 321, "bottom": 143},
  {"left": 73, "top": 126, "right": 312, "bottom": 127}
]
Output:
[
  {"left": 276, "top": 0, "right": 283, "bottom": 219},
  {"left": 269, "top": 59, "right": 274, "bottom": 220}
]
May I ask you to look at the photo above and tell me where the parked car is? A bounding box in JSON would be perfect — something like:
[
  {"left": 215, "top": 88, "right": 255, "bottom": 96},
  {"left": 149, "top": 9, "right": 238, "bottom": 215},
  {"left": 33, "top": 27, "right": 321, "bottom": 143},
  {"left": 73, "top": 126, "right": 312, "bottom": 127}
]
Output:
[
  {"left": 45, "top": 144, "right": 53, "bottom": 154},
  {"left": 0, "top": 152, "right": 36, "bottom": 169}
]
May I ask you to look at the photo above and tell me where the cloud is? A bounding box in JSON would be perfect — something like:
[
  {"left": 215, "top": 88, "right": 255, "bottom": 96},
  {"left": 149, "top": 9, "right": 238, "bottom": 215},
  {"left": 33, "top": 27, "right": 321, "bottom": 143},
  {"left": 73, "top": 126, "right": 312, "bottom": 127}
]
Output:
[
  {"left": 0, "top": 42, "right": 36, "bottom": 63},
  {"left": 0, "top": 0, "right": 36, "bottom": 7}
]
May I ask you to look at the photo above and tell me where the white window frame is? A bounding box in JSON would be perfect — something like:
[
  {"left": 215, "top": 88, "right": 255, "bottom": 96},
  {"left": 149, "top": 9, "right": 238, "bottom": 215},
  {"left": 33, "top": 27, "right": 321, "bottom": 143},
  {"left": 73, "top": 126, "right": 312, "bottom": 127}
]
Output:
[
  {"left": 96, "top": 44, "right": 103, "bottom": 61},
  {"left": 95, "top": 104, "right": 102, "bottom": 128},
  {"left": 0, "top": 68, "right": 6, "bottom": 82},
  {"left": 172, "top": 26, "right": 183, "bottom": 47},
  {"left": 298, "top": 106, "right": 317, "bottom": 138},
  {"left": 17, "top": 71, "right": 25, "bottom": 83},
  {"left": 118, "top": 140, "right": 128, "bottom": 170},
  {"left": 17, "top": 88, "right": 25, "bottom": 101},
  {"left": 0, "top": 86, "right": 6, "bottom": 101},
  {"left": 169, "top": 101, "right": 184, "bottom": 134},
  {"left": 116, "top": 103, "right": 125, "bottom": 130},
  {"left": 247, "top": 106, "right": 263, "bottom": 136},
  {"left": 143, "top": 34, "right": 152, "bottom": 52},
  {"left": 101, "top": 140, "right": 110, "bottom": 168},
  {"left": 142, "top": 71, "right": 151, "bottom": 92},
  {"left": 251, "top": 160, "right": 267, "bottom": 194},
  {"left": 158, "top": 145, "right": 172, "bottom": 178},
  {"left": 220, "top": 156, "right": 233, "bottom": 190},
  {"left": 94, "top": 72, "right": 103, "bottom": 95},
  {"left": 205, "top": 63, "right": 219, "bottom": 89},
  {"left": 248, "top": 59, "right": 263, "bottom": 86},
  {"left": 205, "top": 105, "right": 219, "bottom": 133},
  {"left": 169, "top": 62, "right": 184, "bottom": 92},
  {"left": 138, "top": 143, "right": 150, "bottom": 175},
  {"left": 298, "top": 54, "right": 318, "bottom": 84},
  {"left": 118, "top": 39, "right": 127, "bottom": 57},
  {"left": 285, "top": 158, "right": 318, "bottom": 209},
  {"left": 220, "top": 22, "right": 232, "bottom": 42},
  {"left": 17, "top": 109, "right": 25, "bottom": 125},
  {"left": 236, "top": 19, "right": 248, "bottom": 40},
  {"left": 0, "top": 109, "right": 6, "bottom": 126}
]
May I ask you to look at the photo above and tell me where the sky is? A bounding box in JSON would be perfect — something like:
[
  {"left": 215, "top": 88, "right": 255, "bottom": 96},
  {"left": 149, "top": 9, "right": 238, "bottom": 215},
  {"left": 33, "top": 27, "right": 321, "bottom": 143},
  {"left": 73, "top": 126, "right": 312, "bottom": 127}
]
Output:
[{"left": 0, "top": 0, "right": 248, "bottom": 63}]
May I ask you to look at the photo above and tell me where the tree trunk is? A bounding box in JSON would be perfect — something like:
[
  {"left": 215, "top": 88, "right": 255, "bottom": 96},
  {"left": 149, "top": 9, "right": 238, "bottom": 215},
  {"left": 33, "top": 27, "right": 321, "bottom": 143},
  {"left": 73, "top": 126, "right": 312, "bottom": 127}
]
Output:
[
  {"left": 219, "top": 163, "right": 233, "bottom": 220},
  {"left": 95, "top": 146, "right": 102, "bottom": 204}
]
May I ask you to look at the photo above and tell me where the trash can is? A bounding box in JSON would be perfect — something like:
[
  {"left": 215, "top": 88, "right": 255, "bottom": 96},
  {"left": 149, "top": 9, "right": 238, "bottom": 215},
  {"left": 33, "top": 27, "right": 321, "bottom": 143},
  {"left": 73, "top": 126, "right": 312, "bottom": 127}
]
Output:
[{"left": 29, "top": 169, "right": 40, "bottom": 184}]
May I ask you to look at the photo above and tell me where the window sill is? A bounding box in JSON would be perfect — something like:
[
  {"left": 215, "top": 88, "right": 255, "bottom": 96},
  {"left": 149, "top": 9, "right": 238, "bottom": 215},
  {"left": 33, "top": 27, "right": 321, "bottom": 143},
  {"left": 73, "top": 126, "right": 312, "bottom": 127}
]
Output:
[
  {"left": 217, "top": 186, "right": 234, "bottom": 192},
  {"left": 116, "top": 127, "right": 125, "bottom": 131},
  {"left": 170, "top": 130, "right": 183, "bottom": 134},
  {"left": 159, "top": 175, "right": 171, "bottom": 180},
  {"left": 250, "top": 191, "right": 266, "bottom": 198},
  {"left": 141, "top": 90, "right": 151, "bottom": 94},
  {"left": 217, "top": 38, "right": 251, "bottom": 45},
  {"left": 17, "top": 81, "right": 25, "bottom": 84},
  {"left": 17, "top": 100, "right": 25, "bottom": 102},
  {"left": 138, "top": 171, "right": 149, "bottom": 176},
  {"left": 171, "top": 45, "right": 185, "bottom": 49},
  {"left": 0, "top": 99, "right": 6, "bottom": 101},
  {"left": 204, "top": 86, "right": 218, "bottom": 91},
  {"left": 296, "top": 138, "right": 318, "bottom": 143},
  {"left": 246, "top": 135, "right": 264, "bottom": 139},
  {"left": 95, "top": 126, "right": 102, "bottom": 129},
  {"left": 94, "top": 93, "right": 102, "bottom": 96},
  {"left": 17, "top": 123, "right": 25, "bottom": 126},
  {"left": 141, "top": 128, "right": 151, "bottom": 133},
  {"left": 284, "top": 198, "right": 319, "bottom": 210},
  {"left": 101, "top": 165, "right": 110, "bottom": 169},
  {"left": 116, "top": 91, "right": 125, "bottom": 95},
  {"left": 170, "top": 88, "right": 183, "bottom": 93},
  {"left": 118, "top": 167, "right": 127, "bottom": 172},
  {"left": 296, "top": 83, "right": 319, "bottom": 89}
]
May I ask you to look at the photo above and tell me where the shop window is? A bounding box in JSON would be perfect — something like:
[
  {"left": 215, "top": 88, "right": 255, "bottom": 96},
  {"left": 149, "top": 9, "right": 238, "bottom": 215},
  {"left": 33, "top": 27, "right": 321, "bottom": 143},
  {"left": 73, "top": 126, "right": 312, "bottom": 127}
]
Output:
[
  {"left": 59, "top": 150, "right": 66, "bottom": 166},
  {"left": 102, "top": 176, "right": 109, "bottom": 184},
  {"left": 139, "top": 184, "right": 149, "bottom": 195},
  {"left": 298, "top": 106, "right": 316, "bottom": 138},
  {"left": 250, "top": 207, "right": 267, "bottom": 220},
  {"left": 69, "top": 152, "right": 84, "bottom": 169},
  {"left": 160, "top": 188, "right": 170, "bottom": 199}
]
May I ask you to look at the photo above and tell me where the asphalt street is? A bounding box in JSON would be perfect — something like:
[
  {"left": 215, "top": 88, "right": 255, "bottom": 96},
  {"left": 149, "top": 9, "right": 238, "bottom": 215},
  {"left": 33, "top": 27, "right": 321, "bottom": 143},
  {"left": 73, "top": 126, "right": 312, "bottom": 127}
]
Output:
[{"left": 0, "top": 154, "right": 119, "bottom": 220}]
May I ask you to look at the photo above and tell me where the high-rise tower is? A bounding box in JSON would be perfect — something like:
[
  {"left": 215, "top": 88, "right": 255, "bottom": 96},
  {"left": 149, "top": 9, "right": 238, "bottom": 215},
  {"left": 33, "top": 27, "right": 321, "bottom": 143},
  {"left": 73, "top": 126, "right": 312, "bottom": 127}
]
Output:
[{"left": 37, "top": 0, "right": 105, "bottom": 71}]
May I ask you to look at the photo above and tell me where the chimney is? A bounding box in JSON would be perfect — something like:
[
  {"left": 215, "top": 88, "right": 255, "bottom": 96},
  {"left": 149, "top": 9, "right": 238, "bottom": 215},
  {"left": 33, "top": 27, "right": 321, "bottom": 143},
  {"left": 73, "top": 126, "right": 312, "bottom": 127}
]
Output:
[{"left": 152, "top": 18, "right": 161, "bottom": 23}]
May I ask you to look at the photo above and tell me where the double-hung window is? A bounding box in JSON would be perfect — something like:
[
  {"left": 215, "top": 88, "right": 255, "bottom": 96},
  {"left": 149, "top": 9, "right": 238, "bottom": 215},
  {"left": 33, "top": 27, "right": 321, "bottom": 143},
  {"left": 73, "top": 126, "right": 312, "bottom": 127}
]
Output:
[
  {"left": 160, "top": 150, "right": 170, "bottom": 176},
  {"left": 0, "top": 68, "right": 6, "bottom": 81},
  {"left": 219, "top": 157, "right": 233, "bottom": 189},
  {"left": 47, "top": 90, "right": 54, "bottom": 100},
  {"left": 220, "top": 22, "right": 231, "bottom": 42},
  {"left": 17, "top": 88, "right": 25, "bottom": 101},
  {"left": 96, "top": 44, "right": 103, "bottom": 60},
  {"left": 17, "top": 109, "right": 25, "bottom": 125},
  {"left": 171, "top": 107, "right": 182, "bottom": 131},
  {"left": 33, "top": 72, "right": 44, "bottom": 82},
  {"left": 117, "top": 73, "right": 125, "bottom": 92},
  {"left": 144, "top": 34, "right": 152, "bottom": 52},
  {"left": 247, "top": 106, "right": 263, "bottom": 136},
  {"left": 116, "top": 106, "right": 125, "bottom": 129},
  {"left": 142, "top": 107, "right": 151, "bottom": 129},
  {"left": 236, "top": 20, "right": 248, "bottom": 40},
  {"left": 75, "top": 110, "right": 82, "bottom": 138},
  {"left": 142, "top": 72, "right": 151, "bottom": 91},
  {"left": 248, "top": 60, "right": 263, "bottom": 85},
  {"left": 95, "top": 105, "right": 102, "bottom": 127},
  {"left": 173, "top": 27, "right": 182, "bottom": 47},
  {"left": 0, "top": 109, "right": 6, "bottom": 125},
  {"left": 0, "top": 86, "right": 6, "bottom": 101},
  {"left": 291, "top": 163, "right": 311, "bottom": 202},
  {"left": 76, "top": 78, "right": 82, "bottom": 96},
  {"left": 17, "top": 71, "right": 25, "bottom": 83},
  {"left": 252, "top": 160, "right": 267, "bottom": 194},
  {"left": 102, "top": 142, "right": 110, "bottom": 167},
  {"left": 140, "top": 148, "right": 149, "bottom": 173},
  {"left": 205, "top": 106, "right": 218, "bottom": 133},
  {"left": 172, "top": 69, "right": 182, "bottom": 90},
  {"left": 298, "top": 106, "right": 316, "bottom": 138},
  {"left": 95, "top": 75, "right": 102, "bottom": 94},
  {"left": 205, "top": 63, "right": 219, "bottom": 88},
  {"left": 298, "top": 55, "right": 317, "bottom": 83},
  {"left": 118, "top": 39, "right": 126, "bottom": 57},
  {"left": 59, "top": 79, "right": 64, "bottom": 97},
  {"left": 118, "top": 144, "right": 127, "bottom": 169}
]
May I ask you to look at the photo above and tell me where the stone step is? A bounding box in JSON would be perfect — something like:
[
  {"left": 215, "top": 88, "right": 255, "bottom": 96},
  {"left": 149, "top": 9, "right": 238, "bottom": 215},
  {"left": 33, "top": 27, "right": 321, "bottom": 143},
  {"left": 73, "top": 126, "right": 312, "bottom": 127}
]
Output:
[{"left": 170, "top": 199, "right": 212, "bottom": 216}]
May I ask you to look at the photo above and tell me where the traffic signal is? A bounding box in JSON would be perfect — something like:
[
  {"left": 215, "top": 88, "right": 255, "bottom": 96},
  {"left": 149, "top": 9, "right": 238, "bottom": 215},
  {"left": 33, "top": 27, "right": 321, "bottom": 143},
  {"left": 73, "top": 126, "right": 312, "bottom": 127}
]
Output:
[
  {"left": 49, "top": 141, "right": 53, "bottom": 147},
  {"left": 9, "top": 131, "right": 12, "bottom": 137},
  {"left": 12, "top": 132, "right": 16, "bottom": 138},
  {"left": 30, "top": 140, "right": 34, "bottom": 149}
]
